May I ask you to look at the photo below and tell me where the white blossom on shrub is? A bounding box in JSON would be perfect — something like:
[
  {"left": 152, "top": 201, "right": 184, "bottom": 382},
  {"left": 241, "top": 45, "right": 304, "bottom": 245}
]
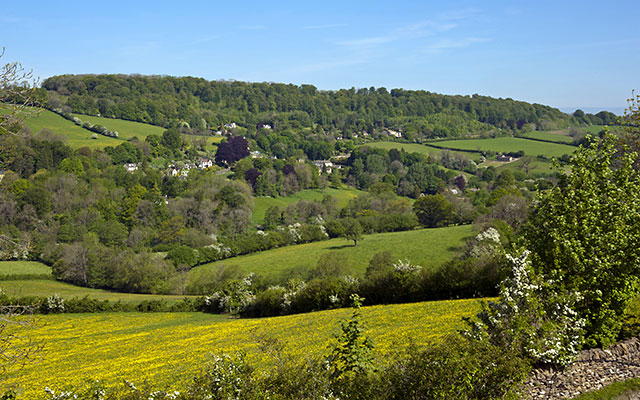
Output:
[
  {"left": 475, "top": 227, "right": 501, "bottom": 243},
  {"left": 44, "top": 293, "right": 65, "bottom": 314},
  {"left": 469, "top": 227, "right": 502, "bottom": 258},
  {"left": 282, "top": 281, "right": 306, "bottom": 311},
  {"left": 466, "top": 249, "right": 584, "bottom": 366},
  {"left": 205, "top": 274, "right": 256, "bottom": 315},
  {"left": 287, "top": 223, "right": 302, "bottom": 243},
  {"left": 393, "top": 259, "right": 422, "bottom": 273},
  {"left": 341, "top": 275, "right": 359, "bottom": 285}
]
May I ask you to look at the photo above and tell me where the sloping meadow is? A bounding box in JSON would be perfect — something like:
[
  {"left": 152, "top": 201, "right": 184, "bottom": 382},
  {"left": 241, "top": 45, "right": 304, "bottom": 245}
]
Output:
[{"left": 3, "top": 298, "right": 483, "bottom": 397}]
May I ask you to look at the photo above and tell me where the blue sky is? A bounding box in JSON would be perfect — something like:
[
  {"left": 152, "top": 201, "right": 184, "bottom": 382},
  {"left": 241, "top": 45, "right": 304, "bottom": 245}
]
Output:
[{"left": 1, "top": 0, "right": 638, "bottom": 113}]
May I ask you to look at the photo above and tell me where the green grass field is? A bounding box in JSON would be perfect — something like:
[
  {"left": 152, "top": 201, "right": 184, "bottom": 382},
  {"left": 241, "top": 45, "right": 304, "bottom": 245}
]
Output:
[
  {"left": 360, "top": 141, "right": 484, "bottom": 163},
  {"left": 11, "top": 108, "right": 123, "bottom": 148},
  {"left": 191, "top": 225, "right": 473, "bottom": 281},
  {"left": 520, "top": 130, "right": 575, "bottom": 143},
  {"left": 0, "top": 279, "right": 191, "bottom": 303},
  {"left": 252, "top": 187, "right": 366, "bottom": 225},
  {"left": 0, "top": 261, "right": 52, "bottom": 276},
  {"left": 73, "top": 114, "right": 165, "bottom": 140},
  {"left": 434, "top": 137, "right": 576, "bottom": 158},
  {"left": 487, "top": 157, "right": 558, "bottom": 177},
  {"left": 4, "top": 298, "right": 484, "bottom": 397}
]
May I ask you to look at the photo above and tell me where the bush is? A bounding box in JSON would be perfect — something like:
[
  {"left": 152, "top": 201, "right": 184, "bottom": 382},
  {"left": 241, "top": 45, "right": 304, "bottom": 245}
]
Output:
[{"left": 381, "top": 335, "right": 529, "bottom": 400}]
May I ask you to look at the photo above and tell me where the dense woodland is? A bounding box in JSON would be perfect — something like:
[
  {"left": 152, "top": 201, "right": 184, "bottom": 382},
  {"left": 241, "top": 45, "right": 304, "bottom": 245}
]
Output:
[{"left": 41, "top": 74, "right": 617, "bottom": 139}]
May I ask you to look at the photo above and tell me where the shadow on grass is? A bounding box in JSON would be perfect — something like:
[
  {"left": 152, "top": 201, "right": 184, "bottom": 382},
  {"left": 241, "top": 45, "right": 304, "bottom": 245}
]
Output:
[{"left": 327, "top": 244, "right": 354, "bottom": 250}]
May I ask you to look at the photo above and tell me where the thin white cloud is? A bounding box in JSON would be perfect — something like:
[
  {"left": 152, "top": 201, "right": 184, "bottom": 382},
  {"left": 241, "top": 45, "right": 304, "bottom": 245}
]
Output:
[
  {"left": 338, "top": 36, "right": 394, "bottom": 48},
  {"left": 421, "top": 37, "right": 489, "bottom": 53},
  {"left": 337, "top": 8, "right": 484, "bottom": 53}
]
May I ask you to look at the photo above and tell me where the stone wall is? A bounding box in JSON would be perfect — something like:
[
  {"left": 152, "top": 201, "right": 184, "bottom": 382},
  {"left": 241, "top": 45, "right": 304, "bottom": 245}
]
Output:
[{"left": 523, "top": 336, "right": 640, "bottom": 399}]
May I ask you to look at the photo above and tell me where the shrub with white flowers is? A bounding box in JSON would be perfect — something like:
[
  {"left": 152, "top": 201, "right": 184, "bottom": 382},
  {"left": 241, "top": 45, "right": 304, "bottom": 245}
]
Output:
[
  {"left": 393, "top": 259, "right": 422, "bottom": 274},
  {"left": 42, "top": 293, "right": 65, "bottom": 314},
  {"left": 466, "top": 249, "right": 584, "bottom": 366},
  {"left": 204, "top": 274, "right": 256, "bottom": 315}
]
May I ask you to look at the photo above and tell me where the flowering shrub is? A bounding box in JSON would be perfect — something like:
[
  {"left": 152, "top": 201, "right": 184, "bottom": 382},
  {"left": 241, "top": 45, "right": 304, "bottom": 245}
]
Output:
[
  {"left": 204, "top": 274, "right": 256, "bottom": 315},
  {"left": 41, "top": 293, "right": 65, "bottom": 314},
  {"left": 466, "top": 250, "right": 584, "bottom": 366}
]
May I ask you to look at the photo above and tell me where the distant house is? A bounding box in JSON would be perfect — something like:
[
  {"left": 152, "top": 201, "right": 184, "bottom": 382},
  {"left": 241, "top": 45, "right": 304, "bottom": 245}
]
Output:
[
  {"left": 224, "top": 122, "right": 237, "bottom": 129},
  {"left": 124, "top": 163, "right": 140, "bottom": 173},
  {"left": 199, "top": 158, "right": 213, "bottom": 169},
  {"left": 313, "top": 160, "right": 334, "bottom": 174},
  {"left": 386, "top": 129, "right": 402, "bottom": 138},
  {"left": 0, "top": 170, "right": 5, "bottom": 182},
  {"left": 256, "top": 123, "right": 272, "bottom": 130},
  {"left": 497, "top": 154, "right": 515, "bottom": 162},
  {"left": 214, "top": 130, "right": 223, "bottom": 136},
  {"left": 251, "top": 151, "right": 263, "bottom": 159}
]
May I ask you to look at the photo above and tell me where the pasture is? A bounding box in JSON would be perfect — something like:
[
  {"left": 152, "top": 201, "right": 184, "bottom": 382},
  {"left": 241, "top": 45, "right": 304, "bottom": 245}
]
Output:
[
  {"left": 434, "top": 137, "right": 576, "bottom": 158},
  {"left": 520, "top": 130, "right": 575, "bottom": 143},
  {"left": 191, "top": 225, "right": 474, "bottom": 282},
  {"left": 72, "top": 114, "right": 165, "bottom": 140},
  {"left": 0, "top": 261, "right": 52, "bottom": 277},
  {"left": 360, "top": 141, "right": 484, "bottom": 163},
  {"left": 252, "top": 187, "right": 366, "bottom": 225},
  {"left": 3, "top": 298, "right": 484, "bottom": 397},
  {"left": 12, "top": 108, "right": 122, "bottom": 148},
  {"left": 0, "top": 279, "right": 191, "bottom": 303},
  {"left": 77, "top": 114, "right": 224, "bottom": 151}
]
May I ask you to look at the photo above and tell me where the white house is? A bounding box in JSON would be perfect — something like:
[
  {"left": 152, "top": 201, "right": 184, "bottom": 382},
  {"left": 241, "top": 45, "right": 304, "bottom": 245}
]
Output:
[
  {"left": 199, "top": 158, "right": 213, "bottom": 169},
  {"left": 496, "top": 154, "right": 515, "bottom": 162},
  {"left": 224, "top": 122, "right": 237, "bottom": 129},
  {"left": 386, "top": 129, "right": 402, "bottom": 138},
  {"left": 313, "top": 160, "right": 334, "bottom": 174},
  {"left": 124, "top": 163, "right": 140, "bottom": 173}
]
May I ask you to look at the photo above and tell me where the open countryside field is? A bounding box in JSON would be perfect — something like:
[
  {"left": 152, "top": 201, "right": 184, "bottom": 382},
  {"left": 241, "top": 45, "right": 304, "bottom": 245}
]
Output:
[
  {"left": 361, "top": 141, "right": 484, "bottom": 163},
  {"left": 75, "top": 114, "right": 224, "bottom": 151},
  {"left": 3, "top": 298, "right": 484, "bottom": 397},
  {"left": 6, "top": 108, "right": 123, "bottom": 148},
  {"left": 0, "top": 279, "right": 192, "bottom": 303},
  {"left": 252, "top": 186, "right": 366, "bottom": 225},
  {"left": 435, "top": 137, "right": 576, "bottom": 158},
  {"left": 73, "top": 113, "right": 165, "bottom": 140},
  {"left": 0, "top": 261, "right": 52, "bottom": 277},
  {"left": 492, "top": 157, "right": 557, "bottom": 176},
  {"left": 520, "top": 130, "right": 575, "bottom": 143},
  {"left": 191, "top": 225, "right": 473, "bottom": 281}
]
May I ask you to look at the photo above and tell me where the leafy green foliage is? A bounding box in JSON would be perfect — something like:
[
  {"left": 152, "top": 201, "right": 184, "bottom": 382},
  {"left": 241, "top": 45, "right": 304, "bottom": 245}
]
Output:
[
  {"left": 42, "top": 74, "right": 572, "bottom": 137},
  {"left": 328, "top": 294, "right": 374, "bottom": 382},
  {"left": 525, "top": 133, "right": 640, "bottom": 347},
  {"left": 467, "top": 250, "right": 584, "bottom": 366},
  {"left": 382, "top": 335, "right": 530, "bottom": 400},
  {"left": 413, "top": 194, "right": 452, "bottom": 228}
]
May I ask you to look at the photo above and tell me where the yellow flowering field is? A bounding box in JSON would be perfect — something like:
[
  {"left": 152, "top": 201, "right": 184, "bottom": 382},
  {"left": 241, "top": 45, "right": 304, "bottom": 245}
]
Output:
[{"left": 4, "top": 298, "right": 486, "bottom": 397}]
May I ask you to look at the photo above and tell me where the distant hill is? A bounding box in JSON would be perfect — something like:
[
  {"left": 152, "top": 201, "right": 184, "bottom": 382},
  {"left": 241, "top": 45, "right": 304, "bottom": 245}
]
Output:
[{"left": 41, "top": 74, "right": 615, "bottom": 139}]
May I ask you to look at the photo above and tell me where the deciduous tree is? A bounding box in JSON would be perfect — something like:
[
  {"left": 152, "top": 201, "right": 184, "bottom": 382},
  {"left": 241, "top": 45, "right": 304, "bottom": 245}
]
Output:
[{"left": 525, "top": 133, "right": 640, "bottom": 347}]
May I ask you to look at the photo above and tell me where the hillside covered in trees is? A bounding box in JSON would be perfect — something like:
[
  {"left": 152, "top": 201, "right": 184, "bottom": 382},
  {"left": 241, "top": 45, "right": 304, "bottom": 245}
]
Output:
[{"left": 41, "top": 74, "right": 618, "bottom": 139}]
